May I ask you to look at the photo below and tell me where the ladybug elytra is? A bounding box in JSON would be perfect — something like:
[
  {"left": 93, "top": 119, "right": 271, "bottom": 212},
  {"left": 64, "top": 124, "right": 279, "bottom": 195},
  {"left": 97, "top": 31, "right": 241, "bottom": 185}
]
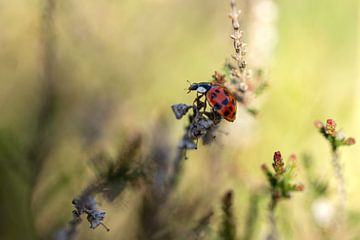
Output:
[{"left": 188, "top": 82, "right": 237, "bottom": 122}]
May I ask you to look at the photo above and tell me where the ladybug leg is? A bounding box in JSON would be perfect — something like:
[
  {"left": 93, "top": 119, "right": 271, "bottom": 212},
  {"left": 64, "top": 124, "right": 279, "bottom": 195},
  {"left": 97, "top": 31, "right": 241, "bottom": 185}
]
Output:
[
  {"left": 193, "top": 93, "right": 205, "bottom": 110},
  {"left": 193, "top": 93, "right": 200, "bottom": 105},
  {"left": 203, "top": 97, "right": 208, "bottom": 113}
]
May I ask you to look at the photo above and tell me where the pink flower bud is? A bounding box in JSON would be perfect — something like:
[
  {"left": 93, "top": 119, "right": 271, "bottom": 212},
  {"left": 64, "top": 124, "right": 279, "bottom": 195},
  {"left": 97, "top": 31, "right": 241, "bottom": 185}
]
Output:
[
  {"left": 325, "top": 118, "right": 336, "bottom": 135},
  {"left": 273, "top": 151, "right": 285, "bottom": 175},
  {"left": 296, "top": 184, "right": 305, "bottom": 191},
  {"left": 314, "top": 120, "right": 323, "bottom": 129},
  {"left": 273, "top": 151, "right": 282, "bottom": 161},
  {"left": 345, "top": 137, "right": 356, "bottom": 145},
  {"left": 326, "top": 119, "right": 336, "bottom": 128},
  {"left": 289, "top": 154, "right": 297, "bottom": 161}
]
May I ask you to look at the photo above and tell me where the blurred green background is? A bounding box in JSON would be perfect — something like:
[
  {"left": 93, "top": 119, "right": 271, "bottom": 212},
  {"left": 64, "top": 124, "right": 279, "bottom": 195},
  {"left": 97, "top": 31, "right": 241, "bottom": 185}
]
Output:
[{"left": 0, "top": 0, "right": 359, "bottom": 239}]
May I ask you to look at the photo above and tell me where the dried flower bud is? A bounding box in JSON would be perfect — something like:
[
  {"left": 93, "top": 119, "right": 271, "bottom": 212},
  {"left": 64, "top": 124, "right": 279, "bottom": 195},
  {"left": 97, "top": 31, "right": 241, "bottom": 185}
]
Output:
[
  {"left": 171, "top": 104, "right": 192, "bottom": 119},
  {"left": 86, "top": 209, "right": 107, "bottom": 230},
  {"left": 178, "top": 134, "right": 197, "bottom": 149},
  {"left": 72, "top": 195, "right": 109, "bottom": 231},
  {"left": 189, "top": 118, "right": 214, "bottom": 138},
  {"left": 213, "top": 71, "right": 226, "bottom": 84}
]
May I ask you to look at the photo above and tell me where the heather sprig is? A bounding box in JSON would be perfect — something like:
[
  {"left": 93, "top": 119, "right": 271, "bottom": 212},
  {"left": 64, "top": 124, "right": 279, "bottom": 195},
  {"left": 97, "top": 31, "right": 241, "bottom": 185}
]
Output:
[
  {"left": 262, "top": 151, "right": 304, "bottom": 240},
  {"left": 243, "top": 191, "right": 261, "bottom": 240},
  {"left": 190, "top": 210, "right": 214, "bottom": 240},
  {"left": 315, "top": 118, "right": 356, "bottom": 232},
  {"left": 262, "top": 151, "right": 304, "bottom": 201},
  {"left": 219, "top": 190, "right": 236, "bottom": 240},
  {"left": 55, "top": 136, "right": 145, "bottom": 240},
  {"left": 314, "top": 119, "right": 355, "bottom": 151}
]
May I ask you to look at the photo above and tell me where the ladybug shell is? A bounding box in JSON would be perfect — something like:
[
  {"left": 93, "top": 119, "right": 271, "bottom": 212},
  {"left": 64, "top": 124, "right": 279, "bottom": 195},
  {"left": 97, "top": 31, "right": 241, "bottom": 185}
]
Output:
[{"left": 206, "top": 83, "right": 237, "bottom": 122}]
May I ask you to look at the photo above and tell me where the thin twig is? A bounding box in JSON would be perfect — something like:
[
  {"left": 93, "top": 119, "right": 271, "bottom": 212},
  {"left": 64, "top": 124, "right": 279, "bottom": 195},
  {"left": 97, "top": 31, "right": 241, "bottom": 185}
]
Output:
[
  {"left": 266, "top": 197, "right": 278, "bottom": 240},
  {"left": 29, "top": 0, "right": 57, "bottom": 187},
  {"left": 243, "top": 193, "right": 260, "bottom": 240},
  {"left": 219, "top": 190, "right": 236, "bottom": 240},
  {"left": 229, "top": 0, "right": 247, "bottom": 72},
  {"left": 331, "top": 150, "right": 346, "bottom": 228}
]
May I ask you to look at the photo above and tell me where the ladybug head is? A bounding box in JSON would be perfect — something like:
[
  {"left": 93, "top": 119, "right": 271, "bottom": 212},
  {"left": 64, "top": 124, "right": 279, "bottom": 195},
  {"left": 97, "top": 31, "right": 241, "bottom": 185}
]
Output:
[{"left": 187, "top": 82, "right": 212, "bottom": 94}]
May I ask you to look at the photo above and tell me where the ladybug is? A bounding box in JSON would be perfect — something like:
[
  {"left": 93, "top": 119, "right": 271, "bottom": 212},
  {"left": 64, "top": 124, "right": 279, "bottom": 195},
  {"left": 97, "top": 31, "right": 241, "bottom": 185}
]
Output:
[{"left": 188, "top": 82, "right": 237, "bottom": 122}]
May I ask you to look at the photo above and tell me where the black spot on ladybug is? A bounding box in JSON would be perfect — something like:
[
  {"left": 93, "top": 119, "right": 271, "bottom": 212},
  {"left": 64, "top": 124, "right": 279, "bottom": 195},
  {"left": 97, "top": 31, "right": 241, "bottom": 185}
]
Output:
[
  {"left": 224, "top": 110, "right": 230, "bottom": 116},
  {"left": 223, "top": 89, "right": 229, "bottom": 96},
  {"left": 215, "top": 89, "right": 221, "bottom": 93},
  {"left": 214, "top": 103, "right": 222, "bottom": 110},
  {"left": 210, "top": 93, "right": 217, "bottom": 99},
  {"left": 222, "top": 98, "right": 229, "bottom": 105},
  {"left": 232, "top": 99, "right": 235, "bottom": 105},
  {"left": 228, "top": 106, "right": 233, "bottom": 112}
]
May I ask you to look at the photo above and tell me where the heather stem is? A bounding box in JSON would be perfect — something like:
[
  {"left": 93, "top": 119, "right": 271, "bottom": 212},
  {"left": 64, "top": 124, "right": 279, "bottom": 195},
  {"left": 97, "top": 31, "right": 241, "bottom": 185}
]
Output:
[
  {"left": 331, "top": 150, "right": 346, "bottom": 227},
  {"left": 266, "top": 198, "right": 278, "bottom": 240},
  {"left": 243, "top": 193, "right": 260, "bottom": 240},
  {"left": 229, "top": 0, "right": 247, "bottom": 72}
]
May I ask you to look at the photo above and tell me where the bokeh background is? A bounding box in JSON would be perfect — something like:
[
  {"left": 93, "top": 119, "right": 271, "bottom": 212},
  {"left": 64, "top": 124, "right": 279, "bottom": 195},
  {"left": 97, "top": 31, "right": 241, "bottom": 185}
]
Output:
[{"left": 0, "top": 0, "right": 359, "bottom": 239}]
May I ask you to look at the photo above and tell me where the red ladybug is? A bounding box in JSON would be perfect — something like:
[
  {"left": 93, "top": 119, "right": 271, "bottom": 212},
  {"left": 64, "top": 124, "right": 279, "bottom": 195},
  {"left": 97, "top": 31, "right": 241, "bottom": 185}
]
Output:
[{"left": 188, "top": 82, "right": 237, "bottom": 122}]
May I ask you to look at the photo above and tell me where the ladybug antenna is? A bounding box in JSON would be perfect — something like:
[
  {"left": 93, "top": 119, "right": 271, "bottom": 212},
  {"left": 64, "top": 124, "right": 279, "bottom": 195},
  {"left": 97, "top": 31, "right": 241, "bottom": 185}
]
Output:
[{"left": 185, "top": 80, "right": 193, "bottom": 93}]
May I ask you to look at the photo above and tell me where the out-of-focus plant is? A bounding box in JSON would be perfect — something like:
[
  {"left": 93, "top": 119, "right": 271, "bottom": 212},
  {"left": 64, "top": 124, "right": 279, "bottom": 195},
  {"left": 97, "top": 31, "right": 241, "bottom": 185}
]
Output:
[
  {"left": 301, "top": 153, "right": 335, "bottom": 232},
  {"left": 55, "top": 136, "right": 145, "bottom": 240},
  {"left": 314, "top": 119, "right": 355, "bottom": 233},
  {"left": 302, "top": 153, "right": 328, "bottom": 199},
  {"left": 191, "top": 210, "right": 214, "bottom": 240},
  {"left": 261, "top": 151, "right": 304, "bottom": 240},
  {"left": 243, "top": 190, "right": 262, "bottom": 240},
  {"left": 219, "top": 190, "right": 237, "bottom": 240}
]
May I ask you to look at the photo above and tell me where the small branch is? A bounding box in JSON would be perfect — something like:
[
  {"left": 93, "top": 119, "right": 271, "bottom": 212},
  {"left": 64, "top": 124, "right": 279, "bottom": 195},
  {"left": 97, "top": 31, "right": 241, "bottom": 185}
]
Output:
[
  {"left": 314, "top": 119, "right": 356, "bottom": 233},
  {"left": 331, "top": 150, "right": 346, "bottom": 226},
  {"left": 219, "top": 190, "right": 236, "bottom": 240},
  {"left": 55, "top": 136, "right": 144, "bottom": 239},
  {"left": 29, "top": 0, "right": 57, "bottom": 187},
  {"left": 266, "top": 197, "right": 278, "bottom": 240},
  {"left": 243, "top": 193, "right": 260, "bottom": 240},
  {"left": 229, "top": 0, "right": 247, "bottom": 72},
  {"left": 191, "top": 210, "right": 214, "bottom": 240},
  {"left": 262, "top": 151, "right": 304, "bottom": 240}
]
